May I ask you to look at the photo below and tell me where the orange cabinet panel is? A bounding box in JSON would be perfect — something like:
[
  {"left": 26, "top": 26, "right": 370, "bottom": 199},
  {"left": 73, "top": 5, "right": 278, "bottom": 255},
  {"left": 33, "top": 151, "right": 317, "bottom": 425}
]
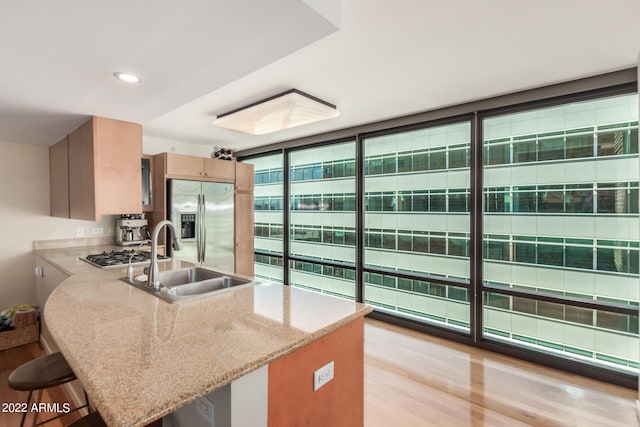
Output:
[{"left": 268, "top": 318, "right": 364, "bottom": 427}]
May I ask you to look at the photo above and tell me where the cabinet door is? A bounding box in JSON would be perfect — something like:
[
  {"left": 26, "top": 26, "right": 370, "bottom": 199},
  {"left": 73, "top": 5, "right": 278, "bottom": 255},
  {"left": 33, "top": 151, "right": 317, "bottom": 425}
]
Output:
[
  {"left": 93, "top": 116, "right": 142, "bottom": 216},
  {"left": 49, "top": 137, "right": 69, "bottom": 218},
  {"left": 35, "top": 257, "right": 69, "bottom": 347},
  {"left": 235, "top": 162, "right": 254, "bottom": 192},
  {"left": 166, "top": 153, "right": 205, "bottom": 177},
  {"left": 68, "top": 119, "right": 96, "bottom": 220},
  {"left": 203, "top": 158, "right": 235, "bottom": 182},
  {"left": 234, "top": 192, "right": 254, "bottom": 276}
]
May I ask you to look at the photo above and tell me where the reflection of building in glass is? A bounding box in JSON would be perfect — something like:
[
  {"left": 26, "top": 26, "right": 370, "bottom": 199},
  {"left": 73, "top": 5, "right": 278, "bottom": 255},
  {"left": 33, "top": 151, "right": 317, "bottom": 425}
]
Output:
[
  {"left": 243, "top": 92, "right": 639, "bottom": 374},
  {"left": 482, "top": 94, "right": 638, "bottom": 371}
]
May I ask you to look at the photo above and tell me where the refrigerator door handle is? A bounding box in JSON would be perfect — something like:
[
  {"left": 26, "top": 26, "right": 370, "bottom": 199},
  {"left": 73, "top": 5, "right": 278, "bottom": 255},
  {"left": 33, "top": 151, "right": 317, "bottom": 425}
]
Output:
[
  {"left": 202, "top": 193, "right": 207, "bottom": 263},
  {"left": 196, "top": 194, "right": 202, "bottom": 264}
]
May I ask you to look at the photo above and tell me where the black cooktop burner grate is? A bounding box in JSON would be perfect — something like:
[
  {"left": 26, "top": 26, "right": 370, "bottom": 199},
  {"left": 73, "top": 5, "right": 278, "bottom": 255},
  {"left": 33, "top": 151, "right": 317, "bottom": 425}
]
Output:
[{"left": 81, "top": 250, "right": 168, "bottom": 269}]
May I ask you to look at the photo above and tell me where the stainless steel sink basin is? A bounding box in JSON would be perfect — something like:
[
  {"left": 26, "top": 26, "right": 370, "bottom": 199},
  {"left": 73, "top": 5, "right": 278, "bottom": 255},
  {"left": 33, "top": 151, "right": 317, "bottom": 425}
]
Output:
[
  {"left": 158, "top": 267, "right": 226, "bottom": 286},
  {"left": 121, "top": 267, "right": 255, "bottom": 303}
]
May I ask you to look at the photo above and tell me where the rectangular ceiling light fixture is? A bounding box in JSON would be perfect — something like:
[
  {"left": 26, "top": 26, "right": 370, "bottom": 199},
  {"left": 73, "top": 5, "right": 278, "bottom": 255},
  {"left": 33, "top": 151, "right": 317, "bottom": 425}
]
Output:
[{"left": 213, "top": 89, "right": 339, "bottom": 135}]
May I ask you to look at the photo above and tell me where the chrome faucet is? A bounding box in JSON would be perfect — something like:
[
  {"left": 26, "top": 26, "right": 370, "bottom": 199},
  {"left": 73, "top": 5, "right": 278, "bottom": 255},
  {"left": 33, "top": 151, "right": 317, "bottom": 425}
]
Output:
[
  {"left": 126, "top": 239, "right": 151, "bottom": 284},
  {"left": 147, "top": 220, "right": 182, "bottom": 291}
]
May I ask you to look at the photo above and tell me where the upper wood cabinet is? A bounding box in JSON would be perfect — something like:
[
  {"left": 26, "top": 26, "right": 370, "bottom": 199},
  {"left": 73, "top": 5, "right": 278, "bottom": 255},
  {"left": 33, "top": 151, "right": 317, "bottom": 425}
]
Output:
[
  {"left": 165, "top": 153, "right": 234, "bottom": 182},
  {"left": 50, "top": 116, "right": 142, "bottom": 221},
  {"left": 235, "top": 161, "right": 254, "bottom": 192},
  {"left": 49, "top": 136, "right": 69, "bottom": 218}
]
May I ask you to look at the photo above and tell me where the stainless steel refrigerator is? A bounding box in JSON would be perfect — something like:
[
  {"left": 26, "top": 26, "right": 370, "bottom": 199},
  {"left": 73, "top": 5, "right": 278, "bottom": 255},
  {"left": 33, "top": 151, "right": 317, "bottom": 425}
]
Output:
[{"left": 168, "top": 180, "right": 235, "bottom": 273}]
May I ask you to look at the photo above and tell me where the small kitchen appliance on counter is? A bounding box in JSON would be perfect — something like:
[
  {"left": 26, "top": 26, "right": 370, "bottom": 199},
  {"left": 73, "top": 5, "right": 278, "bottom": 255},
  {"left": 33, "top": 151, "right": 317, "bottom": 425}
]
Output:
[{"left": 116, "top": 214, "right": 148, "bottom": 246}]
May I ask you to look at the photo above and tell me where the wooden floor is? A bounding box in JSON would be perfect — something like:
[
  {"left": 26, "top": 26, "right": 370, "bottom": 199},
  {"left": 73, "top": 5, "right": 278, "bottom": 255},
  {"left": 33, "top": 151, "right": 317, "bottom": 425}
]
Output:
[
  {"left": 1, "top": 320, "right": 638, "bottom": 426},
  {"left": 364, "top": 318, "right": 638, "bottom": 427}
]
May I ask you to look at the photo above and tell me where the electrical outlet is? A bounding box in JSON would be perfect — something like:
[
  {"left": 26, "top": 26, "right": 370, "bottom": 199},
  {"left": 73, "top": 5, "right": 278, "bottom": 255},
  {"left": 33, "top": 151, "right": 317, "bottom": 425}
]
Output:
[
  {"left": 76, "top": 227, "right": 85, "bottom": 237},
  {"left": 313, "top": 360, "right": 334, "bottom": 391},
  {"left": 92, "top": 227, "right": 104, "bottom": 235}
]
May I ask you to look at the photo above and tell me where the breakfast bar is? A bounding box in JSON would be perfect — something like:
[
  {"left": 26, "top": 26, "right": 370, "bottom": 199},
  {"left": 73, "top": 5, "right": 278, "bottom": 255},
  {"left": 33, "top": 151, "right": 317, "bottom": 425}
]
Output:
[{"left": 37, "top": 245, "right": 371, "bottom": 426}]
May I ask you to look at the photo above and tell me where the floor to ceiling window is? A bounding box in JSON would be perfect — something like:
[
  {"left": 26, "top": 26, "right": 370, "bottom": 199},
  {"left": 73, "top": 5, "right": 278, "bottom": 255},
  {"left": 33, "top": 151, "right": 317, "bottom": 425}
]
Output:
[
  {"left": 240, "top": 76, "right": 638, "bottom": 385},
  {"left": 363, "top": 121, "right": 471, "bottom": 331},
  {"left": 289, "top": 142, "right": 357, "bottom": 299},
  {"left": 242, "top": 153, "right": 284, "bottom": 283},
  {"left": 481, "top": 93, "right": 639, "bottom": 372}
]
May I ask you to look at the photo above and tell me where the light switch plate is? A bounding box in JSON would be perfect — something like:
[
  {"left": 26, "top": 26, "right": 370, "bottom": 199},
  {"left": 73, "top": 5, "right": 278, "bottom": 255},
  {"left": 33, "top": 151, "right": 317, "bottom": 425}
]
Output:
[{"left": 313, "top": 360, "right": 334, "bottom": 391}]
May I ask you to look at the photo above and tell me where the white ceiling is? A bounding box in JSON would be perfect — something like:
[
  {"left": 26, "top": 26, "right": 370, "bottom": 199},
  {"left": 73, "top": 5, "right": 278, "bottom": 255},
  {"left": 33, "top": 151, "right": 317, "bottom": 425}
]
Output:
[{"left": 2, "top": 0, "right": 639, "bottom": 152}]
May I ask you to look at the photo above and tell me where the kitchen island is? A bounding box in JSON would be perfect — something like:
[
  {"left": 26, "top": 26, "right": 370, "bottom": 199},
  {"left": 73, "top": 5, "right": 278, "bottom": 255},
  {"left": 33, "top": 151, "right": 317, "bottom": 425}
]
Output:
[{"left": 37, "top": 245, "right": 371, "bottom": 426}]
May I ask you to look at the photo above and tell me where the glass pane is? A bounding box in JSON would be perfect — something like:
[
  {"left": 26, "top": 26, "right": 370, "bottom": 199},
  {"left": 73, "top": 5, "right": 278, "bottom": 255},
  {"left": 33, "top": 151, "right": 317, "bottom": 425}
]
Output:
[
  {"left": 429, "top": 150, "right": 446, "bottom": 170},
  {"left": 513, "top": 140, "right": 536, "bottom": 163},
  {"left": 397, "top": 155, "right": 412, "bottom": 173},
  {"left": 483, "top": 93, "right": 639, "bottom": 373},
  {"left": 289, "top": 142, "right": 356, "bottom": 298},
  {"left": 483, "top": 293, "right": 639, "bottom": 370},
  {"left": 242, "top": 154, "right": 284, "bottom": 283},
  {"left": 484, "top": 143, "right": 510, "bottom": 166},
  {"left": 290, "top": 260, "right": 355, "bottom": 300},
  {"left": 449, "top": 146, "right": 469, "bottom": 168},
  {"left": 538, "top": 137, "right": 564, "bottom": 161},
  {"left": 513, "top": 188, "right": 537, "bottom": 212},
  {"left": 364, "top": 122, "right": 471, "bottom": 331},
  {"left": 566, "top": 134, "right": 593, "bottom": 159}
]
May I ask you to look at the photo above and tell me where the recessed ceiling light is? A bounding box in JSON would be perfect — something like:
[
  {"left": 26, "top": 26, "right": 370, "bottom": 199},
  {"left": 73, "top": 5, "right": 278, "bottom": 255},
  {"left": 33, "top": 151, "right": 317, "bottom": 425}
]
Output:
[{"left": 113, "top": 72, "right": 141, "bottom": 83}]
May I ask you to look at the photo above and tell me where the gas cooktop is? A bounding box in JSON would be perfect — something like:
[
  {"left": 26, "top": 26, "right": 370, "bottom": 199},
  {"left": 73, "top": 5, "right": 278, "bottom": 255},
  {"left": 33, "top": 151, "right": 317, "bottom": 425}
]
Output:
[{"left": 81, "top": 250, "right": 169, "bottom": 269}]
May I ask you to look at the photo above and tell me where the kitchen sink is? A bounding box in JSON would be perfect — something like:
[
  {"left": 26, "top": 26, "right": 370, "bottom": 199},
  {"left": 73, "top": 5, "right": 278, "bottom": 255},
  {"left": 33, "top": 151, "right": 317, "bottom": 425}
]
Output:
[
  {"left": 121, "top": 267, "right": 255, "bottom": 303},
  {"left": 157, "top": 267, "right": 226, "bottom": 286}
]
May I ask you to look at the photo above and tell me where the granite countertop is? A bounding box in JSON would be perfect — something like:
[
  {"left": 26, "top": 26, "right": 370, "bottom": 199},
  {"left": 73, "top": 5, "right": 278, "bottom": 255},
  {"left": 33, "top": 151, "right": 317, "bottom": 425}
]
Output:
[{"left": 38, "top": 245, "right": 371, "bottom": 427}]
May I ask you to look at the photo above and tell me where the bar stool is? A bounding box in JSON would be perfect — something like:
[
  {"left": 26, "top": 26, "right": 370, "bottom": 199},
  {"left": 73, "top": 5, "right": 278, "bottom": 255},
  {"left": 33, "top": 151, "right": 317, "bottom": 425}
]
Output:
[{"left": 8, "top": 352, "right": 91, "bottom": 427}]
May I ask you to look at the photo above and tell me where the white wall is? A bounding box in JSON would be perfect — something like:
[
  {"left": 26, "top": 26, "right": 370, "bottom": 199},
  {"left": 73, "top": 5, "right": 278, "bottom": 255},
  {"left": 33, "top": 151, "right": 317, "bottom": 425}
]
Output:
[
  {"left": 0, "top": 141, "right": 114, "bottom": 308},
  {"left": 143, "top": 135, "right": 213, "bottom": 157}
]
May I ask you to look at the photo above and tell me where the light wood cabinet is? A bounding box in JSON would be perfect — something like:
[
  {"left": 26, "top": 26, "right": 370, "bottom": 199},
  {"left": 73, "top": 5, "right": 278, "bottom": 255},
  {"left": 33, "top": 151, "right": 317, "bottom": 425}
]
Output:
[
  {"left": 234, "top": 161, "right": 254, "bottom": 276},
  {"left": 203, "top": 157, "right": 235, "bottom": 182},
  {"left": 235, "top": 161, "right": 254, "bottom": 192},
  {"left": 234, "top": 192, "right": 255, "bottom": 276},
  {"left": 67, "top": 119, "right": 96, "bottom": 219},
  {"left": 49, "top": 137, "right": 69, "bottom": 217},
  {"left": 53, "top": 116, "right": 142, "bottom": 221},
  {"left": 165, "top": 153, "right": 235, "bottom": 182}
]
